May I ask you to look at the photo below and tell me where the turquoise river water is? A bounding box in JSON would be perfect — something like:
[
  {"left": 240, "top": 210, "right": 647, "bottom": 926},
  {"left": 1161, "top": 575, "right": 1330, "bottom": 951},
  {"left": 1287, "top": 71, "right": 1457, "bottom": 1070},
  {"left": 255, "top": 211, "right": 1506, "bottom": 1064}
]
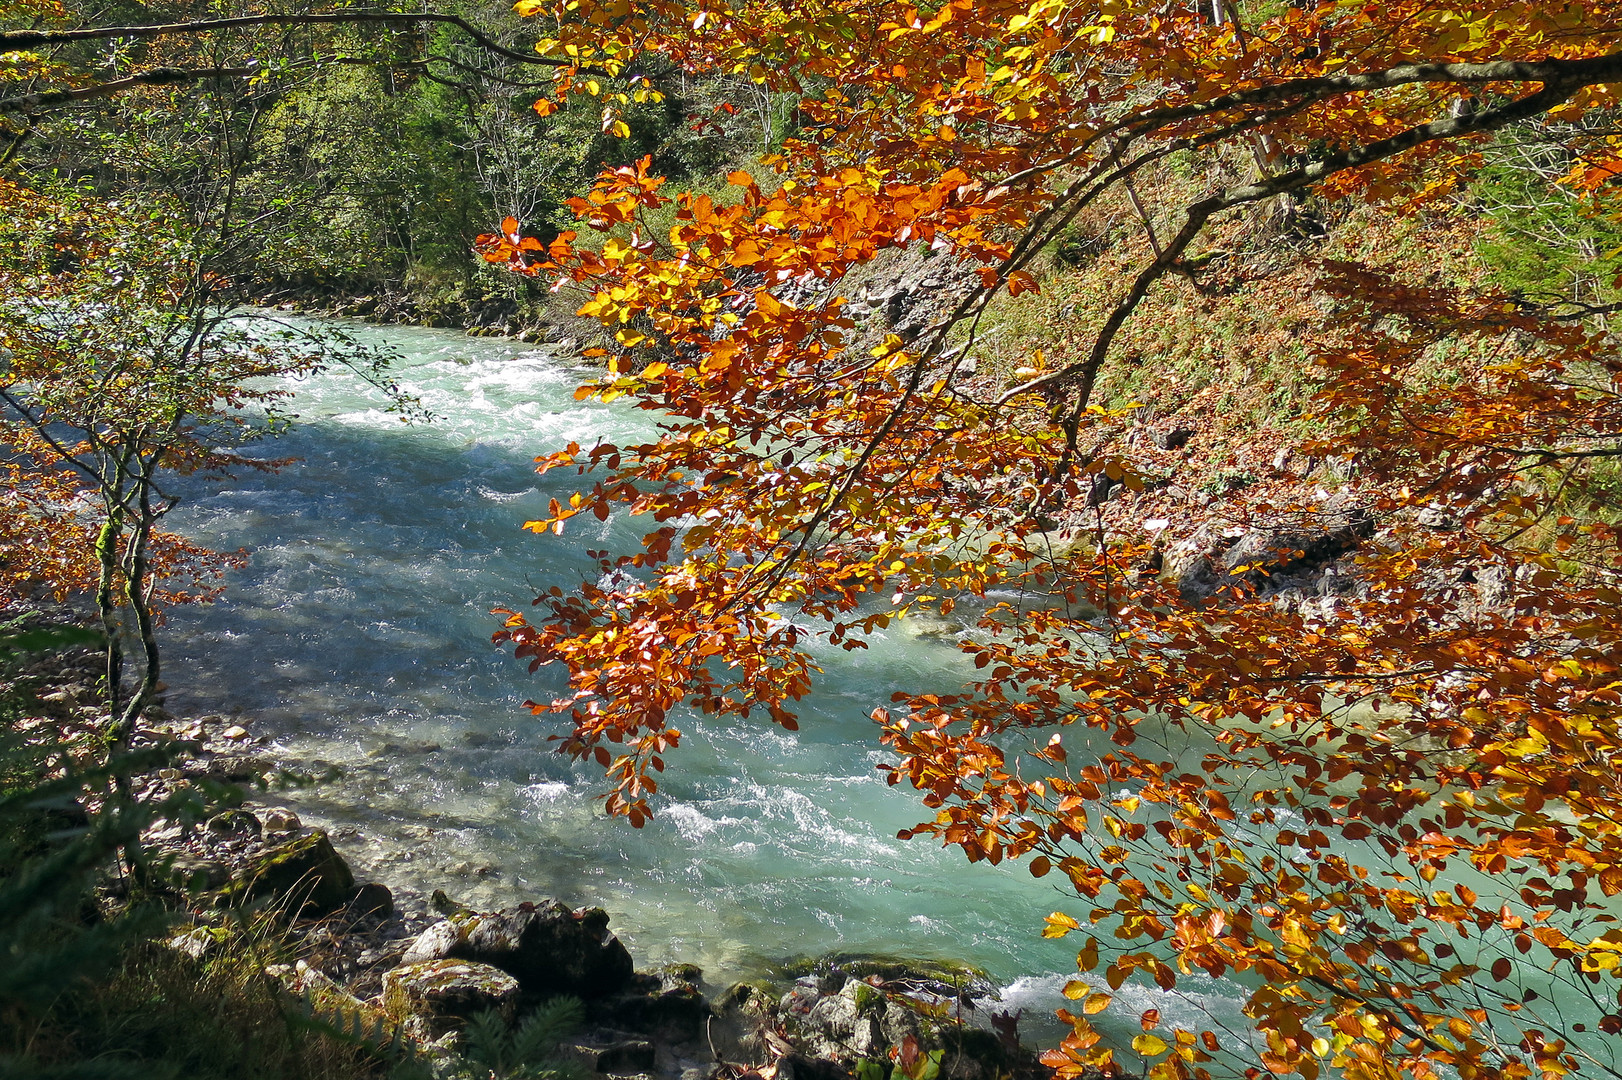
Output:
[{"left": 162, "top": 315, "right": 1252, "bottom": 1050}]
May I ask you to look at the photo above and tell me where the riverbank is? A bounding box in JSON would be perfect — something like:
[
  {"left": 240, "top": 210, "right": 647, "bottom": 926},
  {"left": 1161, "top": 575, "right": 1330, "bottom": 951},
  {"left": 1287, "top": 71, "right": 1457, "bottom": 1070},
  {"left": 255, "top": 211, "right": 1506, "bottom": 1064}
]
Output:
[
  {"left": 247, "top": 277, "right": 601, "bottom": 354},
  {"left": 4, "top": 619, "right": 1048, "bottom": 1080}
]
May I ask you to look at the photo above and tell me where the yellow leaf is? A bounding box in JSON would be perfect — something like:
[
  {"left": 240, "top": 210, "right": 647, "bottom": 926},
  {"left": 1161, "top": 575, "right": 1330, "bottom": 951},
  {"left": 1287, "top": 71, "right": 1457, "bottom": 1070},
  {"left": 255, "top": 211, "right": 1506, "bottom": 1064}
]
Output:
[
  {"left": 1043, "top": 911, "right": 1081, "bottom": 938},
  {"left": 1132, "top": 1035, "right": 1169, "bottom": 1057},
  {"left": 1084, "top": 991, "right": 1111, "bottom": 1014}
]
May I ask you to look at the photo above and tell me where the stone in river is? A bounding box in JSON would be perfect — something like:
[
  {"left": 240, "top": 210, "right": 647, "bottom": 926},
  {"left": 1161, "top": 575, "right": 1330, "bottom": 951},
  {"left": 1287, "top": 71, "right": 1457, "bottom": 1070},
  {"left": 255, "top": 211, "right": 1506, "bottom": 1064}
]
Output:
[{"left": 402, "top": 897, "right": 634, "bottom": 997}]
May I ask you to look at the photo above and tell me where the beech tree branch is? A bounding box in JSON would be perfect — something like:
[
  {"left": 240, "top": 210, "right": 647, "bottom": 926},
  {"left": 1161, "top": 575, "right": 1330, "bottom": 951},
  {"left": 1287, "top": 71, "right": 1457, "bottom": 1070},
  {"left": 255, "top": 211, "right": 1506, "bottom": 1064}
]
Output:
[
  {"left": 0, "top": 11, "right": 572, "bottom": 71},
  {"left": 0, "top": 65, "right": 261, "bottom": 112}
]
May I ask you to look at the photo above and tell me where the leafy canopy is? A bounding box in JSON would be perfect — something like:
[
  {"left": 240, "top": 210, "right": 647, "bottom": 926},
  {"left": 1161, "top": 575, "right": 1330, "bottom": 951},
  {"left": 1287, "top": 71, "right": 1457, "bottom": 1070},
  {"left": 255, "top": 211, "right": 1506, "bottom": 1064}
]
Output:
[{"left": 476, "top": 1, "right": 1622, "bottom": 1079}]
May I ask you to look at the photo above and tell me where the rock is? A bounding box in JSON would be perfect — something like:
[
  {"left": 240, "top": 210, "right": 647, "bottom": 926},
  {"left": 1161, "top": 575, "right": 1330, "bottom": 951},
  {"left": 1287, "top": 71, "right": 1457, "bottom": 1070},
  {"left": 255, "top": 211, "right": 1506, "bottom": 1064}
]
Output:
[
  {"left": 605, "top": 965, "right": 712, "bottom": 1042},
  {"left": 402, "top": 919, "right": 462, "bottom": 965},
  {"left": 431, "top": 888, "right": 475, "bottom": 918},
  {"left": 382, "top": 959, "right": 520, "bottom": 1038},
  {"left": 774, "top": 1053, "right": 853, "bottom": 1080},
  {"left": 166, "top": 926, "right": 222, "bottom": 961},
  {"left": 934, "top": 1026, "right": 1017, "bottom": 1080},
  {"left": 206, "top": 809, "right": 262, "bottom": 837},
  {"left": 261, "top": 808, "right": 301, "bottom": 834},
  {"left": 1153, "top": 427, "right": 1194, "bottom": 451},
  {"left": 372, "top": 739, "right": 442, "bottom": 757},
  {"left": 780, "top": 976, "right": 826, "bottom": 1022},
  {"left": 682, "top": 1067, "right": 725, "bottom": 1080},
  {"left": 797, "top": 980, "right": 887, "bottom": 1060},
  {"left": 564, "top": 1035, "right": 658, "bottom": 1073},
  {"left": 222, "top": 829, "right": 355, "bottom": 915},
  {"left": 1084, "top": 472, "right": 1116, "bottom": 508},
  {"left": 401, "top": 899, "right": 634, "bottom": 997},
  {"left": 653, "top": 962, "right": 703, "bottom": 993},
  {"left": 1162, "top": 499, "right": 1374, "bottom": 602},
  {"left": 712, "top": 982, "right": 779, "bottom": 1064},
  {"left": 1417, "top": 506, "right": 1457, "bottom": 529},
  {"left": 221, "top": 724, "right": 250, "bottom": 740},
  {"left": 783, "top": 954, "right": 995, "bottom": 1000},
  {"left": 162, "top": 853, "right": 231, "bottom": 891},
  {"left": 348, "top": 881, "right": 395, "bottom": 920}
]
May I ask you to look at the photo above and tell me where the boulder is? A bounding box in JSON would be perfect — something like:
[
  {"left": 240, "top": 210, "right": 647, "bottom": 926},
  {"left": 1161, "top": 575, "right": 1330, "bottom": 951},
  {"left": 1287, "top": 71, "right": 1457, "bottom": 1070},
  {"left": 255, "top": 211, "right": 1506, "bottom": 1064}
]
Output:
[
  {"left": 769, "top": 956, "right": 1027, "bottom": 1080},
  {"left": 782, "top": 954, "right": 995, "bottom": 1000},
  {"left": 402, "top": 898, "right": 634, "bottom": 997},
  {"left": 796, "top": 980, "right": 887, "bottom": 1060},
  {"left": 604, "top": 964, "right": 712, "bottom": 1043},
  {"left": 348, "top": 881, "right": 394, "bottom": 920},
  {"left": 1162, "top": 498, "right": 1373, "bottom": 602},
  {"left": 382, "top": 959, "right": 521, "bottom": 1038},
  {"left": 711, "top": 982, "right": 780, "bottom": 1064},
  {"left": 222, "top": 829, "right": 354, "bottom": 915}
]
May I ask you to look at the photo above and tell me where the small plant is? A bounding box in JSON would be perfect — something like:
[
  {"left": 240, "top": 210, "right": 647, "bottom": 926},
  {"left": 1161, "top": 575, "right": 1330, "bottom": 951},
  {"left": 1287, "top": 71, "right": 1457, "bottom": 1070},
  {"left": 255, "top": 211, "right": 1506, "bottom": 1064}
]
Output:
[
  {"left": 1198, "top": 469, "right": 1258, "bottom": 496},
  {"left": 891, "top": 1035, "right": 943, "bottom": 1080},
  {"left": 455, "top": 996, "right": 586, "bottom": 1080}
]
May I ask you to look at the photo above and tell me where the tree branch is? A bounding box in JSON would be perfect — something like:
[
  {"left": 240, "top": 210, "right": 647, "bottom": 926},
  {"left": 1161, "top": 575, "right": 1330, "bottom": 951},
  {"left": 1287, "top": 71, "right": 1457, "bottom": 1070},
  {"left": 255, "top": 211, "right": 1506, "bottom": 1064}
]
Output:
[
  {"left": 0, "top": 65, "right": 261, "bottom": 112},
  {"left": 0, "top": 11, "right": 572, "bottom": 71}
]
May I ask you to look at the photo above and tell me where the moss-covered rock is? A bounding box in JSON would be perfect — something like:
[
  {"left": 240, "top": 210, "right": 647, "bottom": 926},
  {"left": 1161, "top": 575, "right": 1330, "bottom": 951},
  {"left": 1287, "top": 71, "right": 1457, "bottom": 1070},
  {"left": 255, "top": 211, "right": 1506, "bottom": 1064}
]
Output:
[
  {"left": 604, "top": 965, "right": 712, "bottom": 1043},
  {"left": 220, "top": 829, "right": 355, "bottom": 915},
  {"left": 382, "top": 959, "right": 520, "bottom": 1038},
  {"left": 205, "top": 809, "right": 262, "bottom": 837},
  {"left": 773, "top": 953, "right": 994, "bottom": 1000},
  {"left": 711, "top": 982, "right": 779, "bottom": 1064}
]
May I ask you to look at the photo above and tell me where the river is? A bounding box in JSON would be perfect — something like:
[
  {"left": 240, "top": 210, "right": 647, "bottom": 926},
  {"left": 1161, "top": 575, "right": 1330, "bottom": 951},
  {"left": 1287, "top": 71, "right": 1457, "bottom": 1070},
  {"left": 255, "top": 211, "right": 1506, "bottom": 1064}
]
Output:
[{"left": 162, "top": 314, "right": 1252, "bottom": 1050}]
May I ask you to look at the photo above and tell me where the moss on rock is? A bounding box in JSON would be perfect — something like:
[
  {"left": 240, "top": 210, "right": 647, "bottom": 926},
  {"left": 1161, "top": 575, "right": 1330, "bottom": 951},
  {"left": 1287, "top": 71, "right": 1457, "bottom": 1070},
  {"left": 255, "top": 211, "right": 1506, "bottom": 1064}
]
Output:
[
  {"left": 219, "top": 830, "right": 355, "bottom": 915},
  {"left": 382, "top": 959, "right": 520, "bottom": 1038}
]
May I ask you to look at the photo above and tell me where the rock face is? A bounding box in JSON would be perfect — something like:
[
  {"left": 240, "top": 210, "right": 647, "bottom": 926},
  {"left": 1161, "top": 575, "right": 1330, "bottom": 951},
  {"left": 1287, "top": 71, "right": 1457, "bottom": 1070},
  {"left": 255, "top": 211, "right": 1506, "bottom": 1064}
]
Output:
[
  {"left": 770, "top": 957, "right": 1026, "bottom": 1080},
  {"left": 222, "top": 829, "right": 355, "bottom": 914},
  {"left": 602, "top": 963, "right": 713, "bottom": 1042},
  {"left": 1163, "top": 497, "right": 1374, "bottom": 602},
  {"left": 382, "top": 959, "right": 521, "bottom": 1038},
  {"left": 712, "top": 982, "right": 780, "bottom": 1064},
  {"left": 402, "top": 899, "right": 634, "bottom": 997}
]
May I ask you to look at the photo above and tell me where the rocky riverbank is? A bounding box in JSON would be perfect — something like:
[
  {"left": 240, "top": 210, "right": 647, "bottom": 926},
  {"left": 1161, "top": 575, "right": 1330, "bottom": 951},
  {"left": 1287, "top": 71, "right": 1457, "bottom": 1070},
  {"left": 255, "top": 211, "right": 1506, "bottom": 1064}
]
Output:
[
  {"left": 247, "top": 279, "right": 594, "bottom": 351},
  {"left": 12, "top": 628, "right": 1045, "bottom": 1080}
]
